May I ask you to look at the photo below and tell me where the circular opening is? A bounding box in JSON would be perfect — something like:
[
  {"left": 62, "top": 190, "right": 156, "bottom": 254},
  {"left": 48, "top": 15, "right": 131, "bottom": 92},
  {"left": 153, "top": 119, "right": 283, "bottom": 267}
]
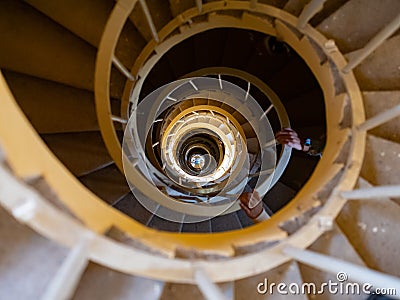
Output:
[
  {"left": 179, "top": 133, "right": 223, "bottom": 176},
  {"left": 121, "top": 28, "right": 326, "bottom": 232}
]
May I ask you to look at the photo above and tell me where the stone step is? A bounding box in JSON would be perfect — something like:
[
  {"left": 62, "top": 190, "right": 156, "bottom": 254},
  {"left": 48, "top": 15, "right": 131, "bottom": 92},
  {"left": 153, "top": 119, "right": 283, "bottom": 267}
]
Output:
[
  {"left": 317, "top": 0, "right": 400, "bottom": 53},
  {"left": 73, "top": 262, "right": 163, "bottom": 300},
  {"left": 263, "top": 181, "right": 297, "bottom": 213},
  {"left": 2, "top": 71, "right": 107, "bottom": 134},
  {"left": 26, "top": 0, "right": 146, "bottom": 69},
  {"left": 235, "top": 261, "right": 307, "bottom": 300},
  {"left": 113, "top": 192, "right": 154, "bottom": 225},
  {"left": 181, "top": 218, "right": 212, "bottom": 233},
  {"left": 169, "top": 0, "right": 196, "bottom": 17},
  {"left": 79, "top": 164, "right": 130, "bottom": 205},
  {"left": 41, "top": 132, "right": 113, "bottom": 177},
  {"left": 0, "top": 206, "right": 68, "bottom": 300},
  {"left": 25, "top": 0, "right": 114, "bottom": 48},
  {"left": 210, "top": 211, "right": 242, "bottom": 232},
  {"left": 284, "top": 0, "right": 310, "bottom": 17},
  {"left": 309, "top": 0, "right": 348, "bottom": 27},
  {"left": 298, "top": 223, "right": 367, "bottom": 300},
  {"left": 129, "top": 0, "right": 172, "bottom": 42},
  {"left": 361, "top": 133, "right": 400, "bottom": 186},
  {"left": 362, "top": 91, "right": 400, "bottom": 144},
  {"left": 351, "top": 34, "right": 400, "bottom": 90},
  {"left": 0, "top": 0, "right": 124, "bottom": 99},
  {"left": 337, "top": 196, "right": 400, "bottom": 277}
]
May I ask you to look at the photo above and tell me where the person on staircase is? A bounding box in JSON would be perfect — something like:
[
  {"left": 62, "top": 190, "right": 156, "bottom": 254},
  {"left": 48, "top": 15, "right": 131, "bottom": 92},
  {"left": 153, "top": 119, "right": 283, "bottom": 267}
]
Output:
[
  {"left": 239, "top": 128, "right": 325, "bottom": 222},
  {"left": 275, "top": 128, "right": 325, "bottom": 157}
]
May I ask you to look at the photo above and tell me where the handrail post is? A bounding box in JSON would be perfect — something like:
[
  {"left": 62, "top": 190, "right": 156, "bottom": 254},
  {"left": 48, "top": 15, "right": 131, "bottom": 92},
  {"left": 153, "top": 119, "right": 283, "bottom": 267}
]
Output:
[
  {"left": 357, "top": 104, "right": 400, "bottom": 132},
  {"left": 196, "top": 0, "right": 203, "bottom": 13},
  {"left": 297, "top": 0, "right": 327, "bottom": 29},
  {"left": 111, "top": 115, "right": 128, "bottom": 124},
  {"left": 138, "top": 0, "right": 159, "bottom": 42},
  {"left": 42, "top": 235, "right": 93, "bottom": 300},
  {"left": 343, "top": 14, "right": 400, "bottom": 73},
  {"left": 194, "top": 268, "right": 229, "bottom": 300},
  {"left": 341, "top": 185, "right": 400, "bottom": 200},
  {"left": 112, "top": 56, "right": 135, "bottom": 81},
  {"left": 283, "top": 246, "right": 400, "bottom": 296}
]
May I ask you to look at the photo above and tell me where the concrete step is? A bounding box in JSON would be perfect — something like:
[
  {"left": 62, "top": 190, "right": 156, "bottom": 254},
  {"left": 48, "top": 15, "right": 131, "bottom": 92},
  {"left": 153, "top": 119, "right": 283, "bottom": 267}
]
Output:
[
  {"left": 234, "top": 261, "right": 307, "bottom": 300},
  {"left": 242, "top": 123, "right": 257, "bottom": 138},
  {"left": 236, "top": 208, "right": 255, "bottom": 228},
  {"left": 351, "top": 34, "right": 400, "bottom": 90},
  {"left": 2, "top": 71, "right": 105, "bottom": 134},
  {"left": 309, "top": 0, "right": 348, "bottom": 27},
  {"left": 161, "top": 282, "right": 206, "bottom": 300},
  {"left": 211, "top": 212, "right": 242, "bottom": 232},
  {"left": 280, "top": 149, "right": 321, "bottom": 191},
  {"left": 26, "top": 0, "right": 146, "bottom": 69},
  {"left": 0, "top": 206, "right": 68, "bottom": 300},
  {"left": 263, "top": 181, "right": 297, "bottom": 213},
  {"left": 0, "top": 0, "right": 123, "bottom": 98},
  {"left": 129, "top": 0, "right": 172, "bottom": 42},
  {"left": 232, "top": 110, "right": 248, "bottom": 125},
  {"left": 181, "top": 219, "right": 212, "bottom": 233},
  {"left": 146, "top": 205, "right": 184, "bottom": 232},
  {"left": 337, "top": 196, "right": 400, "bottom": 277},
  {"left": 147, "top": 214, "right": 183, "bottom": 232},
  {"left": 298, "top": 223, "right": 367, "bottom": 300},
  {"left": 115, "top": 193, "right": 250, "bottom": 233},
  {"left": 41, "top": 132, "right": 113, "bottom": 177},
  {"left": 284, "top": 0, "right": 310, "bottom": 17},
  {"left": 160, "top": 281, "right": 232, "bottom": 300},
  {"left": 79, "top": 164, "right": 130, "bottom": 205},
  {"left": 113, "top": 192, "right": 154, "bottom": 225},
  {"left": 317, "top": 0, "right": 400, "bottom": 53},
  {"left": 361, "top": 134, "right": 400, "bottom": 186},
  {"left": 25, "top": 0, "right": 114, "bottom": 48},
  {"left": 246, "top": 137, "right": 260, "bottom": 154},
  {"left": 73, "top": 262, "right": 163, "bottom": 300},
  {"left": 357, "top": 175, "right": 400, "bottom": 213},
  {"left": 169, "top": 0, "right": 196, "bottom": 17},
  {"left": 363, "top": 91, "right": 400, "bottom": 144}
]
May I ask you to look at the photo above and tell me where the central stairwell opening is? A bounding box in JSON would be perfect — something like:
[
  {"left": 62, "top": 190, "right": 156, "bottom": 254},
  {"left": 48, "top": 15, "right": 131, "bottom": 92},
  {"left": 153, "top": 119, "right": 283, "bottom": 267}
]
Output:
[{"left": 1, "top": 0, "right": 400, "bottom": 299}]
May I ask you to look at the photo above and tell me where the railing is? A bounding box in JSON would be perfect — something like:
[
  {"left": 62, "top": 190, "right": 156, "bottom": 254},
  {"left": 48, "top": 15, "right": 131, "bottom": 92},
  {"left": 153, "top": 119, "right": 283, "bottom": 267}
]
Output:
[
  {"left": 123, "top": 77, "right": 277, "bottom": 220},
  {"left": 93, "top": 0, "right": 368, "bottom": 276},
  {"left": 182, "top": 67, "right": 292, "bottom": 190}
]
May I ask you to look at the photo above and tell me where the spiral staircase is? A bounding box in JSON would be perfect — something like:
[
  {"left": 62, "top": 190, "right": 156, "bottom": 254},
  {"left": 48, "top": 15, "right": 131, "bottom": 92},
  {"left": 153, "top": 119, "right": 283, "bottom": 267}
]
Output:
[{"left": 1, "top": 0, "right": 400, "bottom": 299}]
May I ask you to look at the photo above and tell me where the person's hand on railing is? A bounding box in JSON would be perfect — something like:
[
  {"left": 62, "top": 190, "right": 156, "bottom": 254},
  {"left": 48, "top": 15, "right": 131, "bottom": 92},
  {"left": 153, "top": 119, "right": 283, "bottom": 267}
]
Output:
[
  {"left": 239, "top": 191, "right": 269, "bottom": 222},
  {"left": 276, "top": 128, "right": 325, "bottom": 156},
  {"left": 275, "top": 128, "right": 303, "bottom": 151}
]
